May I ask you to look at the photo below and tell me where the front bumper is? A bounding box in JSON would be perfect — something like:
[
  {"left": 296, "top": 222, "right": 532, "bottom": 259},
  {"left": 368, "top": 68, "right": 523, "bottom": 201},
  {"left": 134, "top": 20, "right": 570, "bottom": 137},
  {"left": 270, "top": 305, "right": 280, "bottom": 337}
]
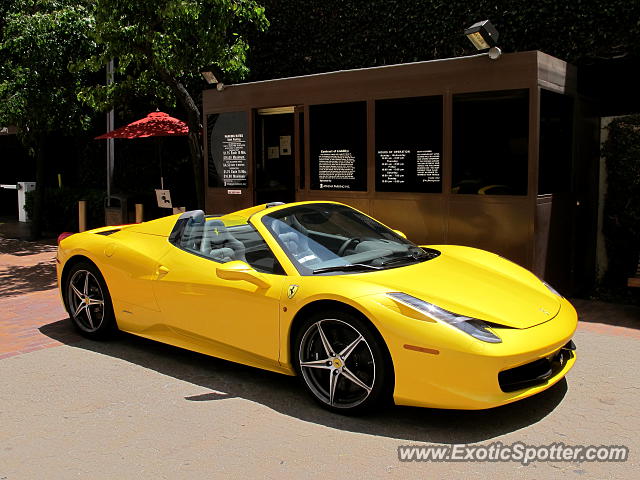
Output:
[
  {"left": 360, "top": 296, "right": 578, "bottom": 409},
  {"left": 498, "top": 340, "right": 575, "bottom": 393}
]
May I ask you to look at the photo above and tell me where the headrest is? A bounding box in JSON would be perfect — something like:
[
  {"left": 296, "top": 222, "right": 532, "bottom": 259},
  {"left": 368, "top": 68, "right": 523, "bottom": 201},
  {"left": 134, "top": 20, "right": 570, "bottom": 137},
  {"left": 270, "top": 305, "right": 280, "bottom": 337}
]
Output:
[
  {"left": 204, "top": 219, "right": 225, "bottom": 230},
  {"left": 202, "top": 219, "right": 231, "bottom": 248},
  {"left": 278, "top": 231, "right": 300, "bottom": 254}
]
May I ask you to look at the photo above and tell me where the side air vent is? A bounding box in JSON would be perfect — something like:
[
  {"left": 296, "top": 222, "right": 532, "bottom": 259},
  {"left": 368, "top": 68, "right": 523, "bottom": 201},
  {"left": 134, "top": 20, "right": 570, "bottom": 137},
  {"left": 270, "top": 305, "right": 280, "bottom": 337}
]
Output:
[{"left": 95, "top": 229, "right": 121, "bottom": 236}]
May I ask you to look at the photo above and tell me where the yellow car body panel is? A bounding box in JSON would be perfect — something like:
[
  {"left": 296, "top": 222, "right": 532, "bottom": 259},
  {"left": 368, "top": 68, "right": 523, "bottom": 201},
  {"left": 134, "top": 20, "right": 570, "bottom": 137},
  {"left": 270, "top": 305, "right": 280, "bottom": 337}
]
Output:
[
  {"left": 151, "top": 245, "right": 287, "bottom": 372},
  {"left": 57, "top": 201, "right": 577, "bottom": 409}
]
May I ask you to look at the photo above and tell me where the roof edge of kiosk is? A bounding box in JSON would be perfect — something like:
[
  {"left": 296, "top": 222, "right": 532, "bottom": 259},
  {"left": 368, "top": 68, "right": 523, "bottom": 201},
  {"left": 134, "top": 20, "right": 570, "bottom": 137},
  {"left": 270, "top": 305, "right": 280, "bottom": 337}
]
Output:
[
  {"left": 208, "top": 50, "right": 570, "bottom": 90},
  {"left": 232, "top": 52, "right": 494, "bottom": 87},
  {"left": 203, "top": 51, "right": 573, "bottom": 109}
]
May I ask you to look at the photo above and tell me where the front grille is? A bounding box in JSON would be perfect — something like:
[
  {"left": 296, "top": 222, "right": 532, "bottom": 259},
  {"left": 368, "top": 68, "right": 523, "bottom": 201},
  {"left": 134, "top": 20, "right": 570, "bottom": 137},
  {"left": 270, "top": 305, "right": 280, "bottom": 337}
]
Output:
[{"left": 498, "top": 340, "right": 575, "bottom": 393}]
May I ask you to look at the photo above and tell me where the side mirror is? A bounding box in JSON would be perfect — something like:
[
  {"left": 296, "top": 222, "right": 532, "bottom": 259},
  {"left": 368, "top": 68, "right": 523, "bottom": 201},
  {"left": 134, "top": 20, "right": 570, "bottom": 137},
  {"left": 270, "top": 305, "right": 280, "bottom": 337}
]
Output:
[
  {"left": 216, "top": 260, "right": 271, "bottom": 289},
  {"left": 393, "top": 229, "right": 407, "bottom": 239}
]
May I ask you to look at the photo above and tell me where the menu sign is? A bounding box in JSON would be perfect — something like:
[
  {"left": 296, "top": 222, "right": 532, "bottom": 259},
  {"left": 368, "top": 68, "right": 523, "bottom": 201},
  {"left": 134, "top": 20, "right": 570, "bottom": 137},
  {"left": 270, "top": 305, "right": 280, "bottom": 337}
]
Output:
[
  {"left": 376, "top": 149, "right": 441, "bottom": 192},
  {"left": 207, "top": 112, "right": 248, "bottom": 188}
]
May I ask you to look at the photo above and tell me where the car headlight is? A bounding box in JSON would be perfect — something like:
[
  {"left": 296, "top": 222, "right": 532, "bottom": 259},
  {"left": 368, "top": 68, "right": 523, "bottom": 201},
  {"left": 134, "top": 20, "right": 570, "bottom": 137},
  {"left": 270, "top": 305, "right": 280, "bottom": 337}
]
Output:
[
  {"left": 542, "top": 281, "right": 563, "bottom": 298},
  {"left": 386, "top": 292, "right": 502, "bottom": 343}
]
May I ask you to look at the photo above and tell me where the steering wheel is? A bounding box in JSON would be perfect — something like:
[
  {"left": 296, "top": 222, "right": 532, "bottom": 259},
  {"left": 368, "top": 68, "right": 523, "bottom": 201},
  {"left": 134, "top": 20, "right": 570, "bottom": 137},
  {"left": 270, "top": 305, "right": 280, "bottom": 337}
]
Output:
[{"left": 338, "top": 237, "right": 361, "bottom": 256}]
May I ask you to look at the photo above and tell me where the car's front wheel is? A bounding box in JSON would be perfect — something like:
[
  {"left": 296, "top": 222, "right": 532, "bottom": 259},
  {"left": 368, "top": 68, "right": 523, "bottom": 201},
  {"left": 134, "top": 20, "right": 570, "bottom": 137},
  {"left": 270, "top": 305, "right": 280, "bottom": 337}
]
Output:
[
  {"left": 64, "top": 261, "right": 117, "bottom": 339},
  {"left": 294, "top": 310, "right": 393, "bottom": 413}
]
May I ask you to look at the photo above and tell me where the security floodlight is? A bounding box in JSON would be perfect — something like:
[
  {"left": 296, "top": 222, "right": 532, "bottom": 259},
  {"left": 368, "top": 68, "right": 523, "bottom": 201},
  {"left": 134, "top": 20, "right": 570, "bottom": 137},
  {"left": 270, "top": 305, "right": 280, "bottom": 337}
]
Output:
[
  {"left": 200, "top": 65, "right": 223, "bottom": 85},
  {"left": 464, "top": 20, "right": 502, "bottom": 60},
  {"left": 201, "top": 70, "right": 219, "bottom": 84},
  {"left": 465, "top": 20, "right": 498, "bottom": 50}
]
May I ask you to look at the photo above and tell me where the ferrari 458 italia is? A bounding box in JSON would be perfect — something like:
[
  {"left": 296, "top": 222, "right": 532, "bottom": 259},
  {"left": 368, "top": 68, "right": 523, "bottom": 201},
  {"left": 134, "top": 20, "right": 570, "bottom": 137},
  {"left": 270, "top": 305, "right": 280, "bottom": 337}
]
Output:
[{"left": 57, "top": 201, "right": 577, "bottom": 413}]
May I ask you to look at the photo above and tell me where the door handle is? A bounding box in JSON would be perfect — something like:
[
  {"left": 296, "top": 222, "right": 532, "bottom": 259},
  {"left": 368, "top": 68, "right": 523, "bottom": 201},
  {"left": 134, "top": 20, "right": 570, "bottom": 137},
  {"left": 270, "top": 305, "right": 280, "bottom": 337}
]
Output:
[{"left": 157, "top": 265, "right": 170, "bottom": 277}]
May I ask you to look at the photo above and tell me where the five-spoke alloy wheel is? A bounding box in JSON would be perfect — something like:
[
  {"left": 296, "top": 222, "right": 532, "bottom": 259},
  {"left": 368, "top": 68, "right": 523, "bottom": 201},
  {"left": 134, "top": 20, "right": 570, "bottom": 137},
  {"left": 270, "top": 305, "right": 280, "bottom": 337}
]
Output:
[
  {"left": 295, "top": 311, "right": 392, "bottom": 413},
  {"left": 65, "top": 262, "right": 116, "bottom": 339}
]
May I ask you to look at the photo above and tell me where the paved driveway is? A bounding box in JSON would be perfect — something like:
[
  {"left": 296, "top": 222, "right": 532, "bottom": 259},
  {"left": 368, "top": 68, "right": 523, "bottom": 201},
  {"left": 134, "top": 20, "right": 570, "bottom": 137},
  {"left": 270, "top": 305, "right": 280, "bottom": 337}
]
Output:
[{"left": 1, "top": 236, "right": 639, "bottom": 479}]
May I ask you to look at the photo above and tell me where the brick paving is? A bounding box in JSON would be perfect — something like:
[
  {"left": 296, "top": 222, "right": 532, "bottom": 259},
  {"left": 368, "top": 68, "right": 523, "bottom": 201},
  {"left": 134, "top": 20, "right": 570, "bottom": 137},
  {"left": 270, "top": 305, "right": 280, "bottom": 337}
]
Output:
[{"left": 0, "top": 235, "right": 82, "bottom": 359}]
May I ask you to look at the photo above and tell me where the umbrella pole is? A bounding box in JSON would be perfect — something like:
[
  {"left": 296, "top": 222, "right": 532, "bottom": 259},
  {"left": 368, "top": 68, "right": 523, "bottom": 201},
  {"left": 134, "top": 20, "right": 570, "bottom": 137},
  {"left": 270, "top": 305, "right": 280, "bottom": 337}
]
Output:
[{"left": 157, "top": 138, "right": 164, "bottom": 189}]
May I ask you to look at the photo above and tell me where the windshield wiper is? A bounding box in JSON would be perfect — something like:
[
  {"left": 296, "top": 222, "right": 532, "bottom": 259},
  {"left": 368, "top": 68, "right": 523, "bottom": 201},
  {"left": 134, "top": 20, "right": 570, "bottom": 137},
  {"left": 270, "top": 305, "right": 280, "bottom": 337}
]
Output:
[
  {"left": 379, "top": 250, "right": 435, "bottom": 267},
  {"left": 312, "top": 263, "right": 381, "bottom": 274}
]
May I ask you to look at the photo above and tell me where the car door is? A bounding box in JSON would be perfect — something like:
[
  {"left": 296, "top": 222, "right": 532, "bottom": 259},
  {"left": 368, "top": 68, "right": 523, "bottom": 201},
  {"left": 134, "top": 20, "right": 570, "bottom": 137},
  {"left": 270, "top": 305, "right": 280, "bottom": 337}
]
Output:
[{"left": 152, "top": 218, "right": 287, "bottom": 367}]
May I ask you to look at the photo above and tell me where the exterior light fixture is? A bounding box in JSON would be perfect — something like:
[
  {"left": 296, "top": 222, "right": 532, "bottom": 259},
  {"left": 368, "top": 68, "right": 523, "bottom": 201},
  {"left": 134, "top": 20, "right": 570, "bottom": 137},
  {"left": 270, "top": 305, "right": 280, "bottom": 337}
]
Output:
[
  {"left": 464, "top": 20, "right": 502, "bottom": 60},
  {"left": 200, "top": 70, "right": 219, "bottom": 84},
  {"left": 200, "top": 65, "right": 225, "bottom": 90}
]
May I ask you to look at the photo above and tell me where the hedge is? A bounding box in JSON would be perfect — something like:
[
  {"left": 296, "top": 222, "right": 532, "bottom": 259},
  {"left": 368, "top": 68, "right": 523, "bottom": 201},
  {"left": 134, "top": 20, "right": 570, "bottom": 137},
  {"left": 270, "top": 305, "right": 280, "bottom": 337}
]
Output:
[
  {"left": 24, "top": 187, "right": 105, "bottom": 235},
  {"left": 247, "top": 0, "right": 640, "bottom": 81}
]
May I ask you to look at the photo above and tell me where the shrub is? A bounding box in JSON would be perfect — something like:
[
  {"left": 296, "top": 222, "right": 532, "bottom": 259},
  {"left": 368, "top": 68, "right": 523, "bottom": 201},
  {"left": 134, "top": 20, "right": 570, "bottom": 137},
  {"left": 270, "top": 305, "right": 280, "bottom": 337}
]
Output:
[
  {"left": 24, "top": 187, "right": 105, "bottom": 234},
  {"left": 601, "top": 115, "right": 640, "bottom": 287}
]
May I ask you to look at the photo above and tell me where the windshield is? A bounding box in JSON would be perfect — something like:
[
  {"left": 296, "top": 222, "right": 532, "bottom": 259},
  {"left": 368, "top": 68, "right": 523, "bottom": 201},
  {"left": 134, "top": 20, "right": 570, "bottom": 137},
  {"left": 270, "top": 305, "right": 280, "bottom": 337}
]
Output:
[{"left": 261, "top": 203, "right": 439, "bottom": 275}]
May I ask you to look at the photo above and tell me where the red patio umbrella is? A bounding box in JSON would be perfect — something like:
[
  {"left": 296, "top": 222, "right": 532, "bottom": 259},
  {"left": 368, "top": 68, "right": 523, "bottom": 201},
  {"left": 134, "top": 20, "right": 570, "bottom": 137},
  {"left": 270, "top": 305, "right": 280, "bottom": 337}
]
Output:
[
  {"left": 95, "top": 111, "right": 188, "bottom": 139},
  {"left": 95, "top": 111, "right": 188, "bottom": 192}
]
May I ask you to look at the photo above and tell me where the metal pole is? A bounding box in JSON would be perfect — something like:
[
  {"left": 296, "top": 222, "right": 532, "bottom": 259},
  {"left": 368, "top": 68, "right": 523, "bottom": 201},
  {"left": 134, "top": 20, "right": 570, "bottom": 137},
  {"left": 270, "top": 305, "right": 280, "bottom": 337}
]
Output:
[{"left": 106, "top": 59, "right": 115, "bottom": 207}]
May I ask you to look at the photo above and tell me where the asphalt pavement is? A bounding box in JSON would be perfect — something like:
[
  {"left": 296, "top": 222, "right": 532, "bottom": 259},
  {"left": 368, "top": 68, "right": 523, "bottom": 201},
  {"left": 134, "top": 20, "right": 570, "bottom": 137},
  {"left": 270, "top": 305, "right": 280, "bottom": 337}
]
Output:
[{"left": 1, "top": 233, "right": 639, "bottom": 479}]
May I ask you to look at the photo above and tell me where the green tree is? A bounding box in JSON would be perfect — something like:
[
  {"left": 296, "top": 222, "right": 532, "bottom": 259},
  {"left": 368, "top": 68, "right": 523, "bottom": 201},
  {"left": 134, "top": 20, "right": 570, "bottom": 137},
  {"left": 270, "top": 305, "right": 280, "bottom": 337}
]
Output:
[
  {"left": 0, "top": 0, "right": 96, "bottom": 237},
  {"left": 80, "top": 0, "right": 268, "bottom": 209}
]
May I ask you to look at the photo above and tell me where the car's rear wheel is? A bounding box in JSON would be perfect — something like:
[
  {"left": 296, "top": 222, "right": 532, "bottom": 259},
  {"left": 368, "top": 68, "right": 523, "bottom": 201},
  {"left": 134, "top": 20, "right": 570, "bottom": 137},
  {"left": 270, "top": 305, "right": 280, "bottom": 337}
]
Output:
[
  {"left": 294, "top": 310, "right": 393, "bottom": 414},
  {"left": 64, "top": 262, "right": 117, "bottom": 339}
]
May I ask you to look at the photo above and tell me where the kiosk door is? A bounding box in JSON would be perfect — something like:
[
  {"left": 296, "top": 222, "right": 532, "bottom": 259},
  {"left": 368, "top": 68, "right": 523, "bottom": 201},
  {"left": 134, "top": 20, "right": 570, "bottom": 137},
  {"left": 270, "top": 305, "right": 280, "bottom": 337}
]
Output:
[{"left": 255, "top": 107, "right": 297, "bottom": 205}]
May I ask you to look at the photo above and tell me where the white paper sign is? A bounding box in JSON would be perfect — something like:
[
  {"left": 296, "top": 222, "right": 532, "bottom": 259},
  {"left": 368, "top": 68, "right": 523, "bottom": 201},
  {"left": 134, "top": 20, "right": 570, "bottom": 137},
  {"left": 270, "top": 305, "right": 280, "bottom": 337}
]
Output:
[
  {"left": 155, "top": 189, "right": 173, "bottom": 208},
  {"left": 280, "top": 135, "right": 292, "bottom": 156},
  {"left": 267, "top": 146, "right": 280, "bottom": 159}
]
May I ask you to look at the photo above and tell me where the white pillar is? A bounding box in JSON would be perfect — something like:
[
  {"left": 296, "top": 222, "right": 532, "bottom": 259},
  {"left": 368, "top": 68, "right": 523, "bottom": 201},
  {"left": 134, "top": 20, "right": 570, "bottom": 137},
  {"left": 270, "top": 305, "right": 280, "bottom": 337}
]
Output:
[{"left": 17, "top": 182, "right": 36, "bottom": 222}]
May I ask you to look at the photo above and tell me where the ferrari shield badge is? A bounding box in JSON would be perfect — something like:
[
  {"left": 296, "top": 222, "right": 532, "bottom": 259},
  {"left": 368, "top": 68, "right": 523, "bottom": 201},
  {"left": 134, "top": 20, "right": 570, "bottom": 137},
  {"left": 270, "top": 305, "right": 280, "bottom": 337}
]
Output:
[{"left": 287, "top": 285, "right": 299, "bottom": 299}]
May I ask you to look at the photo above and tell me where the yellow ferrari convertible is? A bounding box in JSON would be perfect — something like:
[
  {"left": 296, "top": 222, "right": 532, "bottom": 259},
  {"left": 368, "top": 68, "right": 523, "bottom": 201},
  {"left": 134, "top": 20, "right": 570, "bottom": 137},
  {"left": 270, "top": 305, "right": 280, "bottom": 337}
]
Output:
[{"left": 56, "top": 201, "right": 577, "bottom": 413}]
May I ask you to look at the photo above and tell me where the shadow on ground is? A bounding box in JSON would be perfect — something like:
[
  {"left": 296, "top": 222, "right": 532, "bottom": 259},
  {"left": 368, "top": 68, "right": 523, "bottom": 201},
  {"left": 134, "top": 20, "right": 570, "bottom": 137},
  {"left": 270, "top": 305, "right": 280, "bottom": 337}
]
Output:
[
  {"left": 572, "top": 298, "right": 640, "bottom": 330},
  {"left": 40, "top": 318, "right": 567, "bottom": 444},
  {"left": 0, "top": 235, "right": 57, "bottom": 296},
  {"left": 0, "top": 260, "right": 57, "bottom": 296},
  {"left": 0, "top": 236, "right": 56, "bottom": 256}
]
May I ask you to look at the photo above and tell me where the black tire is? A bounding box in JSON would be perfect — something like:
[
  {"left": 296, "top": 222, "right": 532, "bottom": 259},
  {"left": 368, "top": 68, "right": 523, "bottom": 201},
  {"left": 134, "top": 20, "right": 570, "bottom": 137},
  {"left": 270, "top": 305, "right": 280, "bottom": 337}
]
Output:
[
  {"left": 63, "top": 261, "right": 117, "bottom": 340},
  {"left": 293, "top": 309, "right": 393, "bottom": 414}
]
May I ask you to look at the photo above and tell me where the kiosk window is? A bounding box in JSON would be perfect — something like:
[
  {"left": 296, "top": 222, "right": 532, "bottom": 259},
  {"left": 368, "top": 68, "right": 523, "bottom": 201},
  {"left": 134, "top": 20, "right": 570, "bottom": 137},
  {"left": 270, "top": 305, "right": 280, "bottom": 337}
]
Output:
[
  {"left": 452, "top": 89, "right": 529, "bottom": 196},
  {"left": 539, "top": 90, "right": 573, "bottom": 194},
  {"left": 310, "top": 102, "right": 367, "bottom": 191},
  {"left": 375, "top": 96, "right": 443, "bottom": 193}
]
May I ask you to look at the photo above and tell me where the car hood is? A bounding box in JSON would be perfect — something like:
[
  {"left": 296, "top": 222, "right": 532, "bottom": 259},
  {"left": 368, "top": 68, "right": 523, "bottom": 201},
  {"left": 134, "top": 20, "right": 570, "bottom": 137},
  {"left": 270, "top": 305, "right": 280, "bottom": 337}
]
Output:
[{"left": 354, "top": 245, "right": 560, "bottom": 329}]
